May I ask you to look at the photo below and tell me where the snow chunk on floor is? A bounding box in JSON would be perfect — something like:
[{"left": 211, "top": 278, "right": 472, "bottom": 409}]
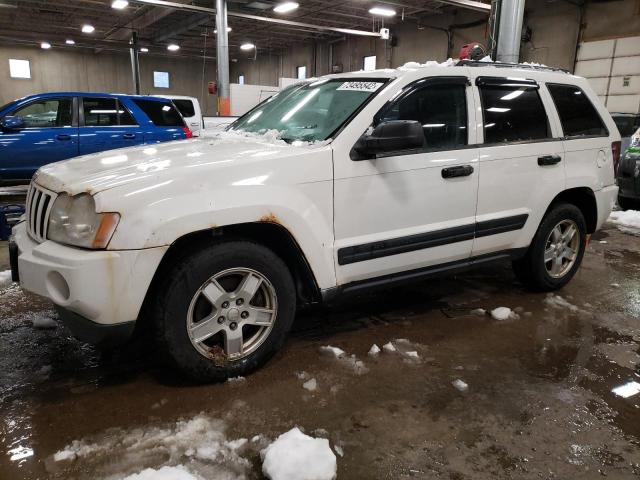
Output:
[
  {"left": 319, "top": 346, "right": 346, "bottom": 358},
  {"left": 608, "top": 210, "right": 640, "bottom": 231},
  {"left": 303, "top": 378, "right": 318, "bottom": 392},
  {"left": 0, "top": 270, "right": 12, "bottom": 288},
  {"left": 122, "top": 465, "right": 201, "bottom": 480},
  {"left": 490, "top": 307, "right": 515, "bottom": 321},
  {"left": 319, "top": 346, "right": 368, "bottom": 375},
  {"left": 405, "top": 351, "right": 420, "bottom": 360},
  {"left": 261, "top": 427, "right": 337, "bottom": 480},
  {"left": 31, "top": 315, "right": 57, "bottom": 329},
  {"left": 452, "top": 379, "right": 469, "bottom": 392},
  {"left": 367, "top": 344, "right": 380, "bottom": 356},
  {"left": 382, "top": 342, "right": 396, "bottom": 353},
  {"left": 544, "top": 294, "right": 579, "bottom": 312},
  {"left": 470, "top": 308, "right": 486, "bottom": 316}
]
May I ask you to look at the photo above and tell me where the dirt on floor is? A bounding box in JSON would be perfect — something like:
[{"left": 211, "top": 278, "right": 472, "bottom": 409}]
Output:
[{"left": 0, "top": 223, "right": 639, "bottom": 480}]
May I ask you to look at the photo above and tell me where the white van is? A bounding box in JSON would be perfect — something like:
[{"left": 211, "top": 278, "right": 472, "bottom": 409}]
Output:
[{"left": 154, "top": 95, "right": 203, "bottom": 136}]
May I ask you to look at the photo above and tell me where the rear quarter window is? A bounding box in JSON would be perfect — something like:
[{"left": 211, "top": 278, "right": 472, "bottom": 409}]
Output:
[
  {"left": 133, "top": 99, "right": 185, "bottom": 127},
  {"left": 547, "top": 84, "right": 608, "bottom": 138},
  {"left": 172, "top": 99, "right": 196, "bottom": 118}
]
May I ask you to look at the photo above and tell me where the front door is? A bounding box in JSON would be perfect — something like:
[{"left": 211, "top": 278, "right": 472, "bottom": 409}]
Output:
[{"left": 333, "top": 76, "right": 480, "bottom": 285}]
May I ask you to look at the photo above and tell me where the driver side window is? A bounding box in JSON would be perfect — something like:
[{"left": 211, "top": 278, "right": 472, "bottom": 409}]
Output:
[
  {"left": 12, "top": 98, "right": 73, "bottom": 128},
  {"left": 380, "top": 83, "right": 468, "bottom": 150}
]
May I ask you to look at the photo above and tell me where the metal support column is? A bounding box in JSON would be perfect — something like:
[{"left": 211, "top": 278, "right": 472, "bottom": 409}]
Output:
[
  {"left": 130, "top": 31, "right": 141, "bottom": 95},
  {"left": 496, "top": 0, "right": 525, "bottom": 63},
  {"left": 215, "top": 0, "right": 230, "bottom": 116}
]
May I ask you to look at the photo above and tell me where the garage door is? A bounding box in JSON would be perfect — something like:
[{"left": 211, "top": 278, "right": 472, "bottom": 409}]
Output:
[{"left": 575, "top": 36, "right": 640, "bottom": 114}]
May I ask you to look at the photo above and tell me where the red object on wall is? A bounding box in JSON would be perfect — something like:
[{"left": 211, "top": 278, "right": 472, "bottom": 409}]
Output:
[{"left": 208, "top": 81, "right": 217, "bottom": 95}]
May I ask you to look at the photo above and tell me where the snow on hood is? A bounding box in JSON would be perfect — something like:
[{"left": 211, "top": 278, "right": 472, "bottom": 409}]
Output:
[{"left": 34, "top": 130, "right": 329, "bottom": 196}]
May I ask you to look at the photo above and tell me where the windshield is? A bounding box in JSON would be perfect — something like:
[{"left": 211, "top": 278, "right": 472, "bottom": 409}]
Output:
[{"left": 231, "top": 78, "right": 388, "bottom": 142}]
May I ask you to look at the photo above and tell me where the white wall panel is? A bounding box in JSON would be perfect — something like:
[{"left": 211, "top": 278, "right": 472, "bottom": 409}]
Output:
[
  {"left": 609, "top": 75, "right": 640, "bottom": 95},
  {"left": 586, "top": 77, "right": 610, "bottom": 95},
  {"left": 615, "top": 36, "right": 640, "bottom": 57},
  {"left": 576, "top": 39, "right": 615, "bottom": 61},
  {"left": 575, "top": 58, "right": 613, "bottom": 77},
  {"left": 607, "top": 94, "right": 640, "bottom": 114},
  {"left": 611, "top": 56, "right": 640, "bottom": 76}
]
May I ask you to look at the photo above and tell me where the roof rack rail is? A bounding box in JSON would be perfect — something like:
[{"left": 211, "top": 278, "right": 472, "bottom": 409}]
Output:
[{"left": 455, "top": 59, "right": 570, "bottom": 74}]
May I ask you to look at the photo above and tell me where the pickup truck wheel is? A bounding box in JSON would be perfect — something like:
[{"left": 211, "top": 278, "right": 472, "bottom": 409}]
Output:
[
  {"left": 512, "top": 203, "right": 586, "bottom": 292},
  {"left": 153, "top": 241, "right": 296, "bottom": 382}
]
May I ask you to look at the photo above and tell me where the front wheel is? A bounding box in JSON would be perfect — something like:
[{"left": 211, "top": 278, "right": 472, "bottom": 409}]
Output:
[
  {"left": 152, "top": 241, "right": 296, "bottom": 382},
  {"left": 513, "top": 203, "right": 586, "bottom": 291}
]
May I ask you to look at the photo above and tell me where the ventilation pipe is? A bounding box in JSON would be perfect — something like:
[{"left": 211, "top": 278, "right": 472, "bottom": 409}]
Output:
[
  {"left": 130, "top": 31, "right": 141, "bottom": 95},
  {"left": 496, "top": 0, "right": 525, "bottom": 63},
  {"left": 215, "top": 0, "right": 230, "bottom": 116}
]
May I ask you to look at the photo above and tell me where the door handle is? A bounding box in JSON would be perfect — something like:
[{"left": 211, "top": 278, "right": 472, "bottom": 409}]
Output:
[
  {"left": 442, "top": 165, "right": 474, "bottom": 179},
  {"left": 56, "top": 134, "right": 71, "bottom": 141},
  {"left": 123, "top": 133, "right": 136, "bottom": 140},
  {"left": 538, "top": 155, "right": 562, "bottom": 166}
]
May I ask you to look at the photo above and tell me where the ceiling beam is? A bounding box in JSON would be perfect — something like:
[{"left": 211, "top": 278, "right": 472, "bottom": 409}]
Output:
[
  {"left": 428, "top": 0, "right": 490, "bottom": 13},
  {"left": 153, "top": 13, "right": 210, "bottom": 43}
]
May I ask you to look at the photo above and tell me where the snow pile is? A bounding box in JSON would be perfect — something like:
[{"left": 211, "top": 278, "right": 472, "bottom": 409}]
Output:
[
  {"left": 544, "top": 294, "right": 579, "bottom": 313},
  {"left": 207, "top": 128, "right": 288, "bottom": 146},
  {"left": 608, "top": 210, "right": 640, "bottom": 231},
  {"left": 400, "top": 58, "right": 456, "bottom": 70},
  {"left": 367, "top": 344, "right": 381, "bottom": 356},
  {"left": 382, "top": 342, "right": 396, "bottom": 353},
  {"left": 452, "top": 379, "right": 469, "bottom": 392},
  {"left": 261, "top": 428, "right": 337, "bottom": 480},
  {"left": 470, "top": 308, "right": 486, "bottom": 316},
  {"left": 319, "top": 346, "right": 368, "bottom": 375},
  {"left": 122, "top": 465, "right": 202, "bottom": 480},
  {"left": 303, "top": 378, "right": 318, "bottom": 392},
  {"left": 53, "top": 414, "right": 252, "bottom": 479},
  {"left": 490, "top": 307, "right": 518, "bottom": 321},
  {"left": 0, "top": 270, "right": 12, "bottom": 288},
  {"left": 31, "top": 315, "right": 57, "bottom": 329}
]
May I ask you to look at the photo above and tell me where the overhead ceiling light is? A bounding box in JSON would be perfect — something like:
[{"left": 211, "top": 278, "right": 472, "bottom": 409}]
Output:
[
  {"left": 273, "top": 1, "right": 299, "bottom": 13},
  {"left": 240, "top": 42, "right": 255, "bottom": 50},
  {"left": 140, "top": 47, "right": 149, "bottom": 52},
  {"left": 111, "top": 0, "right": 128, "bottom": 8},
  {"left": 369, "top": 6, "right": 396, "bottom": 16},
  {"left": 65, "top": 39, "right": 75, "bottom": 45},
  {"left": 82, "top": 24, "right": 95, "bottom": 33},
  {"left": 40, "top": 41, "right": 51, "bottom": 49},
  {"left": 167, "top": 44, "right": 180, "bottom": 51},
  {"left": 214, "top": 27, "right": 232, "bottom": 33}
]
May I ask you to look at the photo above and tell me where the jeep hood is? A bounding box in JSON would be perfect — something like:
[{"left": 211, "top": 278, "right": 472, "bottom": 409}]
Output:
[{"left": 34, "top": 135, "right": 326, "bottom": 196}]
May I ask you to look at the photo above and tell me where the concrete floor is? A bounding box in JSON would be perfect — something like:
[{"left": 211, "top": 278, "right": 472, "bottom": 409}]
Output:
[{"left": 1, "top": 223, "right": 639, "bottom": 480}]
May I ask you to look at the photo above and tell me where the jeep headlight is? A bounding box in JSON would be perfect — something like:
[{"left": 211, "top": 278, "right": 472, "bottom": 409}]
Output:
[{"left": 47, "top": 193, "right": 120, "bottom": 249}]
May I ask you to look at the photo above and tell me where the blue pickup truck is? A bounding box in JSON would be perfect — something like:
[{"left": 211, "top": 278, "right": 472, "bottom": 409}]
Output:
[{"left": 0, "top": 92, "right": 192, "bottom": 184}]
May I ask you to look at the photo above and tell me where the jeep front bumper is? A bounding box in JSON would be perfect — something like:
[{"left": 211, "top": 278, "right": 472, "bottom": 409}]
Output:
[{"left": 11, "top": 221, "right": 167, "bottom": 344}]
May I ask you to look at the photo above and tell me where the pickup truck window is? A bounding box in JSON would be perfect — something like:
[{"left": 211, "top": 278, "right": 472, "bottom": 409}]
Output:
[{"left": 231, "top": 79, "right": 387, "bottom": 142}]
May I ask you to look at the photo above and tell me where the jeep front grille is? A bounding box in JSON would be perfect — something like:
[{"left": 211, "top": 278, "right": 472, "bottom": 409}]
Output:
[{"left": 26, "top": 183, "right": 56, "bottom": 243}]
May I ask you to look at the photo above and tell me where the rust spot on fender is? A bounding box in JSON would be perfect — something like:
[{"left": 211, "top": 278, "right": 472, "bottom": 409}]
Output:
[{"left": 259, "top": 213, "right": 280, "bottom": 224}]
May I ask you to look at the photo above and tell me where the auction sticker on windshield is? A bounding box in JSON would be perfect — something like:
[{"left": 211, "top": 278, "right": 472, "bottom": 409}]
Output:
[{"left": 337, "top": 81, "right": 384, "bottom": 92}]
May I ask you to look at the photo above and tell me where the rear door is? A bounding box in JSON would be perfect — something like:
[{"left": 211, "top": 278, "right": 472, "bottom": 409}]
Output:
[
  {"left": 130, "top": 99, "right": 186, "bottom": 143},
  {"left": 79, "top": 97, "right": 145, "bottom": 155},
  {"left": 173, "top": 99, "right": 201, "bottom": 136},
  {"left": 0, "top": 96, "right": 78, "bottom": 181},
  {"left": 471, "top": 76, "right": 566, "bottom": 257}
]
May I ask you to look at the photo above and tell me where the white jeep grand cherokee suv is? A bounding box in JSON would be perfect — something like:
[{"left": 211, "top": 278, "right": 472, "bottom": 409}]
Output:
[{"left": 10, "top": 61, "right": 620, "bottom": 381}]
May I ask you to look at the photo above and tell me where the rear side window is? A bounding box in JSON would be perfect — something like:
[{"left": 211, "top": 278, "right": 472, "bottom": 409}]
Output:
[
  {"left": 172, "top": 99, "right": 196, "bottom": 118},
  {"left": 83, "top": 97, "right": 138, "bottom": 126},
  {"left": 547, "top": 84, "right": 607, "bottom": 138},
  {"left": 133, "top": 99, "right": 184, "bottom": 127},
  {"left": 378, "top": 83, "right": 468, "bottom": 150},
  {"left": 479, "top": 85, "right": 549, "bottom": 143}
]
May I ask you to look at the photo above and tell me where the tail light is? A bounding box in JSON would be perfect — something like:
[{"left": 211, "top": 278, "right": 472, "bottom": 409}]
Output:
[
  {"left": 183, "top": 126, "right": 193, "bottom": 139},
  {"left": 612, "top": 141, "right": 621, "bottom": 174}
]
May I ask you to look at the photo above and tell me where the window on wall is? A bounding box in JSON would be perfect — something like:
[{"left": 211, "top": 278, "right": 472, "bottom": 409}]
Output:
[
  {"left": 153, "top": 71, "right": 170, "bottom": 88},
  {"left": 9, "top": 59, "right": 31, "bottom": 79},
  {"left": 479, "top": 84, "right": 549, "bottom": 143},
  {"left": 238, "top": 74, "right": 245, "bottom": 85},
  {"left": 297, "top": 66, "right": 306, "bottom": 80},
  {"left": 363, "top": 55, "right": 377, "bottom": 72},
  {"left": 378, "top": 82, "right": 468, "bottom": 150},
  {"left": 547, "top": 84, "right": 608, "bottom": 138}
]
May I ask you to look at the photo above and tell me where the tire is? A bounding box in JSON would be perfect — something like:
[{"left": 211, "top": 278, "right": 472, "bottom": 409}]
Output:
[
  {"left": 152, "top": 240, "right": 296, "bottom": 382},
  {"left": 512, "top": 203, "right": 587, "bottom": 292}
]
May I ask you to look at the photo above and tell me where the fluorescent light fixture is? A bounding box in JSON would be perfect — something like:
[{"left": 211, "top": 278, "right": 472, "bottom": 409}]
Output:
[
  {"left": 40, "top": 42, "right": 51, "bottom": 49},
  {"left": 214, "top": 27, "right": 232, "bottom": 33},
  {"left": 281, "top": 89, "right": 319, "bottom": 121},
  {"left": 111, "top": 0, "right": 128, "bottom": 8},
  {"left": 82, "top": 24, "right": 95, "bottom": 33},
  {"left": 487, "top": 107, "right": 510, "bottom": 113},
  {"left": 423, "top": 124, "right": 445, "bottom": 128},
  {"left": 240, "top": 42, "right": 255, "bottom": 50},
  {"left": 369, "top": 6, "right": 396, "bottom": 17},
  {"left": 167, "top": 44, "right": 180, "bottom": 51},
  {"left": 65, "top": 39, "right": 75, "bottom": 45},
  {"left": 140, "top": 47, "right": 149, "bottom": 52},
  {"left": 273, "top": 1, "right": 299, "bottom": 13},
  {"left": 500, "top": 90, "right": 525, "bottom": 101},
  {"left": 612, "top": 381, "right": 640, "bottom": 398}
]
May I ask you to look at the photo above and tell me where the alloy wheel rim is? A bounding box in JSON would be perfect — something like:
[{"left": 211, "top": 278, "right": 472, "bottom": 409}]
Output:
[
  {"left": 186, "top": 268, "right": 277, "bottom": 362},
  {"left": 544, "top": 219, "right": 580, "bottom": 279}
]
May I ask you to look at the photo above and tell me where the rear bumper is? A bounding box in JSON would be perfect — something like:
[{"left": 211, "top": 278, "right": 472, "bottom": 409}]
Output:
[
  {"left": 12, "top": 221, "right": 167, "bottom": 333},
  {"left": 594, "top": 185, "right": 618, "bottom": 230}
]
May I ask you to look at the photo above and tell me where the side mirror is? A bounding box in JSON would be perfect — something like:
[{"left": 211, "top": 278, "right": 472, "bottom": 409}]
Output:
[
  {"left": 353, "top": 120, "right": 424, "bottom": 159},
  {"left": 0, "top": 116, "right": 25, "bottom": 131}
]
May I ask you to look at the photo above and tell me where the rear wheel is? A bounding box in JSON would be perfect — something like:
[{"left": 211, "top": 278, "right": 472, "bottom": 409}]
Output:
[
  {"left": 152, "top": 241, "right": 296, "bottom": 382},
  {"left": 513, "top": 203, "right": 586, "bottom": 291}
]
